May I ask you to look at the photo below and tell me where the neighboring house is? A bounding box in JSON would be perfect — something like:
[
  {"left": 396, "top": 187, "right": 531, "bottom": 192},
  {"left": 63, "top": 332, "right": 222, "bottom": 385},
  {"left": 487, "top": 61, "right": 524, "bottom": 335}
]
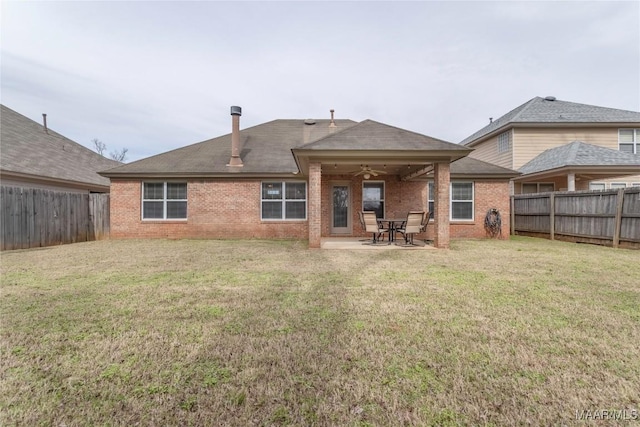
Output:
[
  {"left": 101, "top": 107, "right": 519, "bottom": 248},
  {"left": 0, "top": 104, "right": 121, "bottom": 193},
  {"left": 461, "top": 96, "right": 640, "bottom": 193}
]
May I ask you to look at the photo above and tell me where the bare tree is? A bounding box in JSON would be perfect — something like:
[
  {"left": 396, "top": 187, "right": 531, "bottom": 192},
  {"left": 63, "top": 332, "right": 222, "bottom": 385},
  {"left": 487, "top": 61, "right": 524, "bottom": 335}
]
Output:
[
  {"left": 109, "top": 148, "right": 128, "bottom": 162},
  {"left": 92, "top": 138, "right": 107, "bottom": 156},
  {"left": 92, "top": 138, "right": 128, "bottom": 162}
]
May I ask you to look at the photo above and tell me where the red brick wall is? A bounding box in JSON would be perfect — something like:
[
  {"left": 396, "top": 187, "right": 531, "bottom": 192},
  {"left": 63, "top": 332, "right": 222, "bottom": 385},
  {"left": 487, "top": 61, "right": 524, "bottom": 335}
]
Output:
[
  {"left": 110, "top": 178, "right": 510, "bottom": 241},
  {"left": 423, "top": 180, "right": 511, "bottom": 240},
  {"left": 320, "top": 174, "right": 427, "bottom": 237},
  {"left": 110, "top": 179, "right": 308, "bottom": 239},
  {"left": 308, "top": 163, "right": 322, "bottom": 248},
  {"left": 434, "top": 162, "right": 451, "bottom": 248}
]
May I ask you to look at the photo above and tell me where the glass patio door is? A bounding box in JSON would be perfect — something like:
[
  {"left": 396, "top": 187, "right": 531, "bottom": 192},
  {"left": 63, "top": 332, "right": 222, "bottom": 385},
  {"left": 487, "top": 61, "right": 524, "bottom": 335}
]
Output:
[{"left": 331, "top": 184, "right": 351, "bottom": 234}]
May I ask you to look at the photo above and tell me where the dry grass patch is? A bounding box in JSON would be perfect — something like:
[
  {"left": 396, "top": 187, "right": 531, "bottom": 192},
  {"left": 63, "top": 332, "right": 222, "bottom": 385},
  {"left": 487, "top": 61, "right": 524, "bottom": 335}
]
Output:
[{"left": 1, "top": 237, "right": 639, "bottom": 426}]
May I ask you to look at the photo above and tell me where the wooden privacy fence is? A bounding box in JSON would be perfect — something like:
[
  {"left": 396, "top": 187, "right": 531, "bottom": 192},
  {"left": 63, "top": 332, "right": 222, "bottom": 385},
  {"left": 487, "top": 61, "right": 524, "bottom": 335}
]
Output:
[
  {"left": 511, "top": 188, "right": 640, "bottom": 249},
  {"left": 0, "top": 186, "right": 110, "bottom": 251}
]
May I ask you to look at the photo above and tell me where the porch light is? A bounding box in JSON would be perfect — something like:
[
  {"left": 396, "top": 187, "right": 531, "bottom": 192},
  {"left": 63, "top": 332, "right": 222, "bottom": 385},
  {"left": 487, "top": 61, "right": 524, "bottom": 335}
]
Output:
[{"left": 363, "top": 173, "right": 371, "bottom": 180}]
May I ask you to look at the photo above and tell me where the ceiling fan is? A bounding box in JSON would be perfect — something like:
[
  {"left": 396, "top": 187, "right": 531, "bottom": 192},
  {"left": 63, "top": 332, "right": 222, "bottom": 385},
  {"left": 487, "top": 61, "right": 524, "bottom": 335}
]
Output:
[{"left": 350, "top": 165, "right": 387, "bottom": 179}]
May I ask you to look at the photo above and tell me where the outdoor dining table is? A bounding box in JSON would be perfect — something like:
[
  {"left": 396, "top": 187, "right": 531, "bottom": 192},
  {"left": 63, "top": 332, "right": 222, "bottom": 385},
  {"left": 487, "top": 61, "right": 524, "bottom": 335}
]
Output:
[{"left": 377, "top": 218, "right": 406, "bottom": 244}]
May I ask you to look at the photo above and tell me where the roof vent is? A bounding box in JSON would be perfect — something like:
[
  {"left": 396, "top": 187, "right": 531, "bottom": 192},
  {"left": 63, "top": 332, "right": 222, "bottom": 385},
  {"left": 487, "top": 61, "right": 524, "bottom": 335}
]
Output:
[
  {"left": 304, "top": 119, "right": 316, "bottom": 125},
  {"left": 544, "top": 96, "right": 556, "bottom": 101}
]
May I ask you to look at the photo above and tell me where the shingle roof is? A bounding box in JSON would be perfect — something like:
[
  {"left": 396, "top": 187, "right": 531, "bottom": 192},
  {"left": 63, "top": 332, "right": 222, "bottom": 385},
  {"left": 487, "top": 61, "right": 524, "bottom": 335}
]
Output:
[
  {"left": 103, "top": 119, "right": 357, "bottom": 176},
  {"left": 450, "top": 156, "right": 520, "bottom": 177},
  {"left": 1, "top": 105, "right": 121, "bottom": 188},
  {"left": 298, "top": 119, "right": 469, "bottom": 151},
  {"left": 461, "top": 97, "right": 640, "bottom": 146},
  {"left": 102, "top": 118, "right": 470, "bottom": 177},
  {"left": 518, "top": 141, "right": 640, "bottom": 175}
]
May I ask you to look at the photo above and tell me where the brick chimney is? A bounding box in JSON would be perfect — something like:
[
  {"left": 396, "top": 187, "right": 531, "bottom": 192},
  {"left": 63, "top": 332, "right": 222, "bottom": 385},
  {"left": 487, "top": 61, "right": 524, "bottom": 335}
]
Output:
[{"left": 227, "top": 106, "right": 243, "bottom": 167}]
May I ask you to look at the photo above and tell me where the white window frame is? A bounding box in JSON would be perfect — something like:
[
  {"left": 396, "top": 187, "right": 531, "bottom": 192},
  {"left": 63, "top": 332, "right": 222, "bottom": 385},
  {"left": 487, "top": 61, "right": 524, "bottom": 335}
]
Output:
[
  {"left": 632, "top": 183, "right": 640, "bottom": 187},
  {"left": 618, "top": 129, "right": 639, "bottom": 154},
  {"left": 451, "top": 181, "right": 474, "bottom": 221},
  {"left": 362, "top": 181, "right": 385, "bottom": 218},
  {"left": 589, "top": 182, "right": 606, "bottom": 191},
  {"left": 141, "top": 182, "right": 188, "bottom": 220},
  {"left": 497, "top": 130, "right": 511, "bottom": 154},
  {"left": 260, "top": 181, "right": 307, "bottom": 221},
  {"left": 428, "top": 182, "right": 435, "bottom": 221},
  {"left": 522, "top": 182, "right": 555, "bottom": 194},
  {"left": 610, "top": 182, "right": 627, "bottom": 189}
]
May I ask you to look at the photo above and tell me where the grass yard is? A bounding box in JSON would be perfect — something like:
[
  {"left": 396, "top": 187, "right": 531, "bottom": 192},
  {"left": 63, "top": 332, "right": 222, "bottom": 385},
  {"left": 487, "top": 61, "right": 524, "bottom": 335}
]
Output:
[{"left": 1, "top": 237, "right": 639, "bottom": 426}]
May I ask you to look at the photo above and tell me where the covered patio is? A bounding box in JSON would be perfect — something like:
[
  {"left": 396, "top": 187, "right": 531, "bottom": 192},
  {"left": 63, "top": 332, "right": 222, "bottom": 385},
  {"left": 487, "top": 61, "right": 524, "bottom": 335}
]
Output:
[{"left": 292, "top": 120, "right": 472, "bottom": 249}]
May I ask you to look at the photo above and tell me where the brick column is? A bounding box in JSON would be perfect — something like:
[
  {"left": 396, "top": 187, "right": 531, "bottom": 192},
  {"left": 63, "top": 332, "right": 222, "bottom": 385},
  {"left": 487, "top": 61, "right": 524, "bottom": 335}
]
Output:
[
  {"left": 308, "top": 162, "right": 322, "bottom": 248},
  {"left": 434, "top": 162, "right": 450, "bottom": 249}
]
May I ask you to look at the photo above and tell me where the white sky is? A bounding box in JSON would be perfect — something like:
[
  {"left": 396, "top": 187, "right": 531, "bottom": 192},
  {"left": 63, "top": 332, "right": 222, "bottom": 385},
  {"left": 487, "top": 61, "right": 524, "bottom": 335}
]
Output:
[{"left": 2, "top": 1, "right": 639, "bottom": 162}]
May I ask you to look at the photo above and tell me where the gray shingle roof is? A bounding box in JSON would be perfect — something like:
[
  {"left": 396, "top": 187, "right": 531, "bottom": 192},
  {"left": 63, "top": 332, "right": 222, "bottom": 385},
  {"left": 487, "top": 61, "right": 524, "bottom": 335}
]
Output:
[
  {"left": 298, "top": 119, "right": 469, "bottom": 151},
  {"left": 450, "top": 156, "right": 520, "bottom": 177},
  {"left": 103, "top": 118, "right": 471, "bottom": 177},
  {"left": 461, "top": 97, "right": 640, "bottom": 146},
  {"left": 519, "top": 141, "right": 640, "bottom": 175},
  {"left": 102, "top": 119, "right": 358, "bottom": 176},
  {"left": 1, "top": 105, "right": 121, "bottom": 188}
]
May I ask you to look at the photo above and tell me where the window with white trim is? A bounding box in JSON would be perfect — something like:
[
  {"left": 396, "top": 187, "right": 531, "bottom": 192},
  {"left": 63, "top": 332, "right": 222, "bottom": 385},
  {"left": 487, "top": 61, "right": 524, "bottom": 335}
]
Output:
[
  {"left": 619, "top": 129, "right": 639, "bottom": 154},
  {"left": 610, "top": 183, "right": 627, "bottom": 189},
  {"left": 589, "top": 182, "right": 606, "bottom": 191},
  {"left": 632, "top": 183, "right": 640, "bottom": 187},
  {"left": 142, "top": 182, "right": 187, "bottom": 219},
  {"left": 497, "top": 130, "right": 511, "bottom": 153},
  {"left": 261, "top": 181, "right": 306, "bottom": 220},
  {"left": 427, "top": 182, "right": 434, "bottom": 220},
  {"left": 451, "top": 182, "right": 474, "bottom": 221},
  {"left": 362, "top": 181, "right": 385, "bottom": 218},
  {"left": 522, "top": 183, "right": 554, "bottom": 194}
]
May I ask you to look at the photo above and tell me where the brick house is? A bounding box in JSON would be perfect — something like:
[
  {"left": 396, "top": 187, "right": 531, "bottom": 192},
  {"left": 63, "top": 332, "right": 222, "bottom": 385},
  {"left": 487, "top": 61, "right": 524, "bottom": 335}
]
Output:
[
  {"left": 461, "top": 96, "right": 640, "bottom": 194},
  {"left": 101, "top": 107, "right": 519, "bottom": 248}
]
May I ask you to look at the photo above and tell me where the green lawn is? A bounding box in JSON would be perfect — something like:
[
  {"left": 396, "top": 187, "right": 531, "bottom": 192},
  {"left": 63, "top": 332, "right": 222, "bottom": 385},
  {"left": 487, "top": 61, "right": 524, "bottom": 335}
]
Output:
[{"left": 1, "top": 237, "right": 639, "bottom": 426}]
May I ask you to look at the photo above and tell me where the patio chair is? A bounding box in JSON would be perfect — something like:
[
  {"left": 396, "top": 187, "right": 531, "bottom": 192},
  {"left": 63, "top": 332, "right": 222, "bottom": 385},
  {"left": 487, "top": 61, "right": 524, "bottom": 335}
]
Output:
[
  {"left": 362, "top": 211, "right": 388, "bottom": 244},
  {"left": 420, "top": 211, "right": 430, "bottom": 233},
  {"left": 396, "top": 211, "right": 424, "bottom": 246},
  {"left": 357, "top": 211, "right": 370, "bottom": 242}
]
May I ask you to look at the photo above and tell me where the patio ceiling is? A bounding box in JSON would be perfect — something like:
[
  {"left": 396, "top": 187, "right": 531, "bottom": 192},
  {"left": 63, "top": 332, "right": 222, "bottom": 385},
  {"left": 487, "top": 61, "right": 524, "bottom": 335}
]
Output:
[
  {"left": 292, "top": 150, "right": 469, "bottom": 180},
  {"left": 319, "top": 160, "right": 434, "bottom": 179}
]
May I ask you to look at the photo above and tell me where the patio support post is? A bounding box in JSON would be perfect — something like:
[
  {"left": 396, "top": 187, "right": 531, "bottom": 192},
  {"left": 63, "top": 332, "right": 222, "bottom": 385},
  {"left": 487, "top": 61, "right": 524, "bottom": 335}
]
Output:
[
  {"left": 567, "top": 173, "right": 576, "bottom": 191},
  {"left": 308, "top": 162, "right": 322, "bottom": 248},
  {"left": 434, "top": 162, "right": 450, "bottom": 249}
]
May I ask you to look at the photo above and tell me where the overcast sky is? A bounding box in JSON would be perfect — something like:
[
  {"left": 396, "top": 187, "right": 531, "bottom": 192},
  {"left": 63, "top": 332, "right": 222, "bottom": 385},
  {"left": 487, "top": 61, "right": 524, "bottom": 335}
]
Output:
[{"left": 2, "top": 1, "right": 639, "bottom": 162}]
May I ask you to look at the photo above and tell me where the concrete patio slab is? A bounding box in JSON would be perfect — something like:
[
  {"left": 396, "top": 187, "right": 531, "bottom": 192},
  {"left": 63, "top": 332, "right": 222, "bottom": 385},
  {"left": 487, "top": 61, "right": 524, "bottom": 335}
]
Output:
[{"left": 320, "top": 237, "right": 436, "bottom": 250}]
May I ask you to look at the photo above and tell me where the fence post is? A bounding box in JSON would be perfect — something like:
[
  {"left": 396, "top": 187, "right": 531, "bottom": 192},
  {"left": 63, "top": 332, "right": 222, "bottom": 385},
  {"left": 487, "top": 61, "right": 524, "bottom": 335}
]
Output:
[
  {"left": 549, "top": 193, "right": 555, "bottom": 241},
  {"left": 510, "top": 196, "right": 515, "bottom": 235},
  {"left": 612, "top": 188, "right": 624, "bottom": 248}
]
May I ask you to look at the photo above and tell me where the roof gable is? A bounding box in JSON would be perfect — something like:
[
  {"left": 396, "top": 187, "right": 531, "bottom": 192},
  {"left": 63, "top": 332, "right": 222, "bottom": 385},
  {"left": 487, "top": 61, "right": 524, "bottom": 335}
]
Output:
[
  {"left": 519, "top": 140, "right": 640, "bottom": 175},
  {"left": 461, "top": 97, "right": 640, "bottom": 146},
  {"left": 298, "top": 119, "right": 468, "bottom": 151},
  {"left": 0, "top": 105, "right": 121, "bottom": 188}
]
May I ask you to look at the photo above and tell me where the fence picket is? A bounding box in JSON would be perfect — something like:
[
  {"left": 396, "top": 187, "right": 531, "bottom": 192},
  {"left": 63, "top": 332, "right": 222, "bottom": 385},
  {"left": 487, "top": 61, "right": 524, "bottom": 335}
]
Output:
[
  {"left": 0, "top": 186, "right": 110, "bottom": 251},
  {"left": 513, "top": 188, "right": 640, "bottom": 249}
]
